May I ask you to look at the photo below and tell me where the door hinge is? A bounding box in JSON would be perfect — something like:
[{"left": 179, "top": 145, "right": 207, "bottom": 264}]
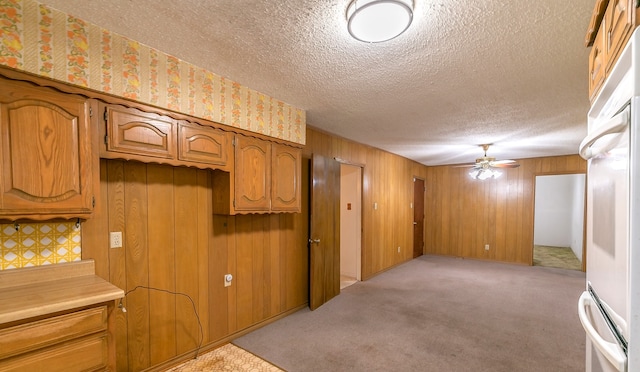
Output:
[
  {"left": 233, "top": 200, "right": 236, "bottom": 208},
  {"left": 232, "top": 137, "right": 236, "bottom": 146},
  {"left": 92, "top": 196, "right": 96, "bottom": 208},
  {"left": 89, "top": 106, "right": 93, "bottom": 117},
  {"left": 103, "top": 109, "right": 109, "bottom": 145}
]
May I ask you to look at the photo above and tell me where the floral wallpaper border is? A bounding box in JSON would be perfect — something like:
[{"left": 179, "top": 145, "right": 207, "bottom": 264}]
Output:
[{"left": 0, "top": 0, "right": 306, "bottom": 144}]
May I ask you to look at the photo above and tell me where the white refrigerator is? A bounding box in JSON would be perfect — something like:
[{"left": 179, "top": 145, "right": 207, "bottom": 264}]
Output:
[{"left": 578, "top": 29, "right": 640, "bottom": 372}]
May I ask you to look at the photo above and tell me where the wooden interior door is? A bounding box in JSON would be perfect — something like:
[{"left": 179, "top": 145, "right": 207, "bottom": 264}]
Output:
[
  {"left": 413, "top": 177, "right": 425, "bottom": 258},
  {"left": 309, "top": 154, "right": 340, "bottom": 310}
]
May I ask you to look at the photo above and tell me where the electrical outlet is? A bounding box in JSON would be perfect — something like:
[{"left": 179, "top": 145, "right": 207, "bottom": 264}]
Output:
[
  {"left": 110, "top": 232, "right": 122, "bottom": 249},
  {"left": 484, "top": 244, "right": 490, "bottom": 251},
  {"left": 224, "top": 274, "right": 233, "bottom": 287}
]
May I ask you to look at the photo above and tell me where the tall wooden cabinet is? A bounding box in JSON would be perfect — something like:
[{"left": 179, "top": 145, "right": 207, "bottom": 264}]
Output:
[{"left": 0, "top": 78, "right": 95, "bottom": 220}]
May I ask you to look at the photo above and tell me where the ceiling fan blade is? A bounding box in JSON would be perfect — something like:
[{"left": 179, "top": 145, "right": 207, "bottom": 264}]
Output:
[
  {"left": 490, "top": 159, "right": 516, "bottom": 165},
  {"left": 452, "top": 164, "right": 477, "bottom": 168},
  {"left": 491, "top": 163, "right": 520, "bottom": 168}
]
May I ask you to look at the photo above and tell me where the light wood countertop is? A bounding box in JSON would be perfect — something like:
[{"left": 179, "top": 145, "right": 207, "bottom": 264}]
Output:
[{"left": 0, "top": 260, "right": 124, "bottom": 324}]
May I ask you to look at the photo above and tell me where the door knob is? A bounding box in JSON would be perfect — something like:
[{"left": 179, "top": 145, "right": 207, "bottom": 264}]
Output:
[{"left": 309, "top": 238, "right": 320, "bottom": 244}]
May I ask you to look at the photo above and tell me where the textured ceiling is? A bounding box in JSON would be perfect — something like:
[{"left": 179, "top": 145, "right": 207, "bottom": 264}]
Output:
[{"left": 40, "top": 0, "right": 594, "bottom": 165}]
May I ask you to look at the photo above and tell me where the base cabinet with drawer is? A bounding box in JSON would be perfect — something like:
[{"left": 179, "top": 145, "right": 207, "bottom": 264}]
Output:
[
  {"left": 0, "top": 304, "right": 116, "bottom": 372},
  {"left": 0, "top": 261, "right": 123, "bottom": 372}
]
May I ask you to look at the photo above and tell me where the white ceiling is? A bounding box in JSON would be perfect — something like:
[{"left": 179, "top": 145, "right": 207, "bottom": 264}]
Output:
[{"left": 40, "top": 0, "right": 594, "bottom": 166}]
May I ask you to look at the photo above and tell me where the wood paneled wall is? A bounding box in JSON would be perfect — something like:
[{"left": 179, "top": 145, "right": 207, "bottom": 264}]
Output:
[
  {"left": 304, "top": 127, "right": 428, "bottom": 279},
  {"left": 424, "top": 155, "right": 586, "bottom": 264},
  {"left": 82, "top": 159, "right": 308, "bottom": 371}
]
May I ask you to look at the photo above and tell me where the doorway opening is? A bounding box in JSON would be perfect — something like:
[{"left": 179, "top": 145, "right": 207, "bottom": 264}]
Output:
[
  {"left": 340, "top": 163, "right": 362, "bottom": 289},
  {"left": 533, "top": 174, "right": 586, "bottom": 271}
]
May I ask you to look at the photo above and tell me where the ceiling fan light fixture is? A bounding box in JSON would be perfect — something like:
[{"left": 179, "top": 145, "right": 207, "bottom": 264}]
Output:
[
  {"left": 346, "top": 0, "right": 413, "bottom": 43},
  {"left": 469, "top": 168, "right": 502, "bottom": 180}
]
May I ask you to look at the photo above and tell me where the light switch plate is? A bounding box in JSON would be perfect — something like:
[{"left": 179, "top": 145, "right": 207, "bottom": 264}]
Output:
[{"left": 110, "top": 232, "right": 123, "bottom": 248}]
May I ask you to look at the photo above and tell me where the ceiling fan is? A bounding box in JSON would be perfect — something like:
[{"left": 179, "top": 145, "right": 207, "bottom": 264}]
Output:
[{"left": 463, "top": 144, "right": 520, "bottom": 180}]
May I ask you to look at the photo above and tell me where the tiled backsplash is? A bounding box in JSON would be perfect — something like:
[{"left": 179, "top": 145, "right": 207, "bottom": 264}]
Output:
[{"left": 0, "top": 222, "right": 81, "bottom": 270}]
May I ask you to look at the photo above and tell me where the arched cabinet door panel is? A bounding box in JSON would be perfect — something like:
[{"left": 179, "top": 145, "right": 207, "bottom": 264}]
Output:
[
  {"left": 0, "top": 78, "right": 94, "bottom": 220},
  {"left": 103, "top": 104, "right": 176, "bottom": 159},
  {"left": 234, "top": 135, "right": 271, "bottom": 211},
  {"left": 178, "top": 122, "right": 229, "bottom": 166},
  {"left": 271, "top": 143, "right": 301, "bottom": 212}
]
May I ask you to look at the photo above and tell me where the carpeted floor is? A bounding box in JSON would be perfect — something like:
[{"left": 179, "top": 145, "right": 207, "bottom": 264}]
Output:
[
  {"left": 166, "top": 343, "right": 283, "bottom": 371},
  {"left": 533, "top": 245, "right": 582, "bottom": 271},
  {"left": 234, "top": 254, "right": 586, "bottom": 372}
]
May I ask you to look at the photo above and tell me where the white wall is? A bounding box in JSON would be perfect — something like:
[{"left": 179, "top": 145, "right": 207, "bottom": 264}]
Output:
[
  {"left": 534, "top": 174, "right": 585, "bottom": 261},
  {"left": 340, "top": 164, "right": 361, "bottom": 279}
]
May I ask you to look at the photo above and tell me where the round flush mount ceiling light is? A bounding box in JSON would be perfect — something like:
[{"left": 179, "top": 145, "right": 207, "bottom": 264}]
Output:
[{"left": 346, "top": 0, "right": 414, "bottom": 43}]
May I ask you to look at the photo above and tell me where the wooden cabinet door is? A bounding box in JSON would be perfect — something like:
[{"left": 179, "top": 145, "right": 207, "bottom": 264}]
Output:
[
  {"left": 178, "top": 122, "right": 229, "bottom": 166},
  {"left": 604, "top": 0, "right": 634, "bottom": 73},
  {"left": 0, "top": 79, "right": 94, "bottom": 219},
  {"left": 103, "top": 104, "right": 176, "bottom": 159},
  {"left": 234, "top": 135, "right": 271, "bottom": 211},
  {"left": 589, "top": 20, "right": 606, "bottom": 100},
  {"left": 271, "top": 144, "right": 301, "bottom": 212}
]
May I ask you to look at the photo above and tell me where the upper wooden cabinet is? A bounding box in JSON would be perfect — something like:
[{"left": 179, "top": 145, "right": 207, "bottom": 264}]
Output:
[
  {"left": 99, "top": 103, "right": 231, "bottom": 170},
  {"left": 234, "top": 135, "right": 272, "bottom": 211},
  {"left": 103, "top": 104, "right": 176, "bottom": 160},
  {"left": 604, "top": 0, "right": 635, "bottom": 72},
  {"left": 272, "top": 143, "right": 302, "bottom": 212},
  {"left": 0, "top": 78, "right": 95, "bottom": 220},
  {"left": 587, "top": 0, "right": 638, "bottom": 101},
  {"left": 213, "top": 135, "right": 301, "bottom": 214},
  {"left": 589, "top": 19, "right": 607, "bottom": 98},
  {"left": 178, "top": 122, "right": 229, "bottom": 166}
]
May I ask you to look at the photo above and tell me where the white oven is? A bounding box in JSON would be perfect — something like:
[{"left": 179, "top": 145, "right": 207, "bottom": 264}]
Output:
[{"left": 578, "top": 28, "right": 640, "bottom": 372}]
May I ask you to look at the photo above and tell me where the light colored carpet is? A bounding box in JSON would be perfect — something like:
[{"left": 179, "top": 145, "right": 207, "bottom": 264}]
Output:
[
  {"left": 166, "top": 343, "right": 283, "bottom": 371},
  {"left": 234, "top": 254, "right": 586, "bottom": 372},
  {"left": 533, "top": 245, "right": 582, "bottom": 271}
]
